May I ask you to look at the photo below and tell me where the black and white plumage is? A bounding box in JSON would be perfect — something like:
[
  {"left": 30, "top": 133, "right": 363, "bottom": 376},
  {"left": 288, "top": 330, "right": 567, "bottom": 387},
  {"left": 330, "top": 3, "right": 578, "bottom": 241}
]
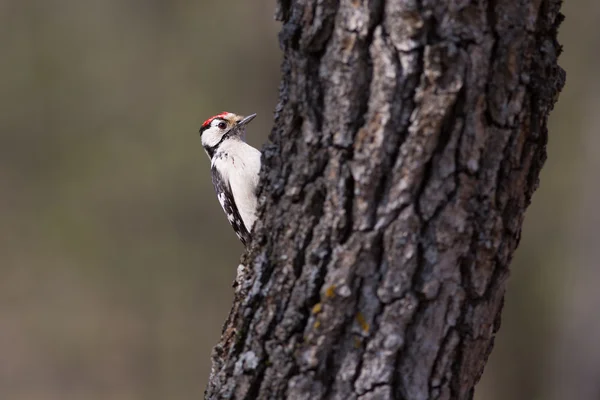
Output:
[{"left": 199, "top": 112, "right": 261, "bottom": 246}]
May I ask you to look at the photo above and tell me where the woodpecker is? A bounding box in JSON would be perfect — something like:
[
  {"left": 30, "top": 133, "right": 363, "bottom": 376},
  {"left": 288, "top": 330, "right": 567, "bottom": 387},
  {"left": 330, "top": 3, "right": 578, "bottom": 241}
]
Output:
[{"left": 199, "top": 112, "right": 261, "bottom": 246}]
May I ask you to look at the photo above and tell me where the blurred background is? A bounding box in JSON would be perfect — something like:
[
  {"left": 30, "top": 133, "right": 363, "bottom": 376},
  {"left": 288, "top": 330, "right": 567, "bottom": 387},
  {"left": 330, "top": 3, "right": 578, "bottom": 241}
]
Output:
[{"left": 0, "top": 1, "right": 596, "bottom": 399}]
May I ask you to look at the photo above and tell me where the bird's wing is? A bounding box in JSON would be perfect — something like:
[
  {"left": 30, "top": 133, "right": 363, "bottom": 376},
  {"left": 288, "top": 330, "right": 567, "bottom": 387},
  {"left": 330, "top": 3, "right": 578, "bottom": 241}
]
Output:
[{"left": 211, "top": 165, "right": 251, "bottom": 246}]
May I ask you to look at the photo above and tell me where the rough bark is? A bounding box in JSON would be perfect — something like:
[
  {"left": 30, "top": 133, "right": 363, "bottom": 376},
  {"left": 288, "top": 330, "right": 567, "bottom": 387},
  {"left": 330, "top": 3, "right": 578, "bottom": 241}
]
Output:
[{"left": 205, "top": 0, "right": 565, "bottom": 399}]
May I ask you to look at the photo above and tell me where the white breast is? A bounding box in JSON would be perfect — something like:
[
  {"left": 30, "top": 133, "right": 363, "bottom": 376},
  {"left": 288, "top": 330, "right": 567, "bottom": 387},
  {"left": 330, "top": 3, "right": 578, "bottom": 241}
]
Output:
[{"left": 212, "top": 140, "right": 261, "bottom": 232}]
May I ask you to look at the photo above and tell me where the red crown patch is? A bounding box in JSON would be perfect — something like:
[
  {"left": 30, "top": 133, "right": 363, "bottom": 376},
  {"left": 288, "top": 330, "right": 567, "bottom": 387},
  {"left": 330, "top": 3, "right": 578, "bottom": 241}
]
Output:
[{"left": 202, "top": 112, "right": 230, "bottom": 128}]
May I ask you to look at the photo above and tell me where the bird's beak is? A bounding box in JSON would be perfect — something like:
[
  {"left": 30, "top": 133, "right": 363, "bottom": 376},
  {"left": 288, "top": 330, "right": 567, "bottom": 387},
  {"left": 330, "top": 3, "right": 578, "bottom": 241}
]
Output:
[{"left": 238, "top": 113, "right": 257, "bottom": 126}]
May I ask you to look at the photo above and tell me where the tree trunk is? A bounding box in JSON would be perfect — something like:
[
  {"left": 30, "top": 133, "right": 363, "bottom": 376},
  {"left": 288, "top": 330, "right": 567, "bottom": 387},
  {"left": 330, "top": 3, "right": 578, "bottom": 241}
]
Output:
[{"left": 205, "top": 0, "right": 565, "bottom": 399}]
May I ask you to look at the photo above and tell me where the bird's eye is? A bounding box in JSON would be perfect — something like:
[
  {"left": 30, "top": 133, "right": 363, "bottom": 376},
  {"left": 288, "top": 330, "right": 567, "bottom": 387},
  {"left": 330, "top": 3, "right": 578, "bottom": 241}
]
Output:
[{"left": 218, "top": 122, "right": 227, "bottom": 129}]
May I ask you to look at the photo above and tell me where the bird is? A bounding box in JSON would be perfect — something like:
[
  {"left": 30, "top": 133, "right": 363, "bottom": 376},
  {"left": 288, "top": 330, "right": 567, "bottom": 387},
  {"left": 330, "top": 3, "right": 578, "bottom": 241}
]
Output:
[{"left": 198, "top": 112, "right": 261, "bottom": 246}]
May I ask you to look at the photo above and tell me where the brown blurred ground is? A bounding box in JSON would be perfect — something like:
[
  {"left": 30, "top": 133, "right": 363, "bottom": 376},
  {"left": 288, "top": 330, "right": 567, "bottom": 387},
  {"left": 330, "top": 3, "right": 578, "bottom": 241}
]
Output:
[{"left": 0, "top": 1, "right": 596, "bottom": 399}]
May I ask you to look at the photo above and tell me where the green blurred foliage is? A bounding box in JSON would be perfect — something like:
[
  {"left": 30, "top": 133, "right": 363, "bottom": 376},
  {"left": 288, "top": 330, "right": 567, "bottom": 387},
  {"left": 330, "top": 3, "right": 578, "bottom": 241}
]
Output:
[{"left": 0, "top": 0, "right": 596, "bottom": 399}]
